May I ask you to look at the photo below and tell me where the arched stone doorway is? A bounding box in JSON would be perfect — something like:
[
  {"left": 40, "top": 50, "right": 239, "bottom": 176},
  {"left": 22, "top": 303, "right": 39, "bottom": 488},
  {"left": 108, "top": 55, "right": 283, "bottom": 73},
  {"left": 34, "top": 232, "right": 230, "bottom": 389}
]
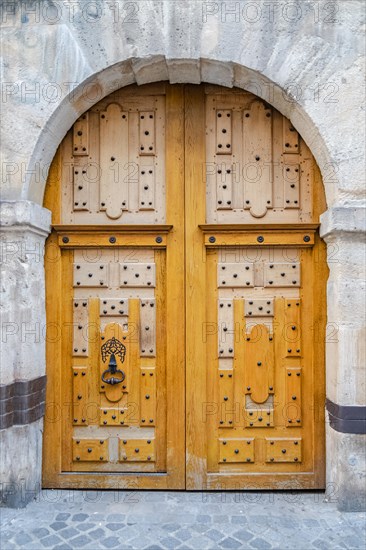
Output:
[
  {"left": 42, "top": 82, "right": 327, "bottom": 491},
  {"left": 1, "top": 2, "right": 364, "bottom": 508}
]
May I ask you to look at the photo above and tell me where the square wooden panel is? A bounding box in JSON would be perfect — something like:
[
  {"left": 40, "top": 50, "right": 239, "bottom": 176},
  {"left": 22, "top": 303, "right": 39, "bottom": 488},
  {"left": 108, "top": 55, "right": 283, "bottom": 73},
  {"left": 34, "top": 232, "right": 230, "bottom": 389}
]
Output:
[
  {"left": 265, "top": 438, "right": 302, "bottom": 463},
  {"left": 119, "top": 438, "right": 155, "bottom": 462},
  {"left": 219, "top": 438, "right": 255, "bottom": 463}
]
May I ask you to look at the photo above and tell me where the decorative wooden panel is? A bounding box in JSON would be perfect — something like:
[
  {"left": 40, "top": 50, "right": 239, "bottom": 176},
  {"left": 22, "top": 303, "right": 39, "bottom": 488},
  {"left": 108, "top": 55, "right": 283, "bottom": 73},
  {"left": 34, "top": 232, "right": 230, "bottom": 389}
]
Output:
[
  {"left": 205, "top": 90, "right": 314, "bottom": 224},
  {"left": 216, "top": 110, "right": 232, "bottom": 154},
  {"left": 72, "top": 367, "right": 88, "bottom": 426},
  {"left": 244, "top": 324, "right": 274, "bottom": 404},
  {"left": 244, "top": 408, "right": 274, "bottom": 428},
  {"left": 139, "top": 164, "right": 155, "bottom": 210},
  {"left": 284, "top": 299, "right": 301, "bottom": 357},
  {"left": 139, "top": 112, "right": 156, "bottom": 155},
  {"left": 216, "top": 160, "right": 233, "bottom": 210},
  {"left": 73, "top": 161, "right": 90, "bottom": 211},
  {"left": 244, "top": 298, "right": 274, "bottom": 317},
  {"left": 73, "top": 438, "right": 109, "bottom": 462},
  {"left": 218, "top": 262, "right": 254, "bottom": 287},
  {"left": 140, "top": 299, "right": 156, "bottom": 356},
  {"left": 119, "top": 263, "right": 156, "bottom": 288},
  {"left": 73, "top": 263, "right": 109, "bottom": 288},
  {"left": 219, "top": 438, "right": 254, "bottom": 463},
  {"left": 72, "top": 299, "right": 89, "bottom": 357},
  {"left": 282, "top": 118, "right": 299, "bottom": 153},
  {"left": 73, "top": 113, "right": 89, "bottom": 156},
  {"left": 265, "top": 438, "right": 302, "bottom": 463},
  {"left": 218, "top": 369, "right": 234, "bottom": 427},
  {"left": 56, "top": 246, "right": 167, "bottom": 476},
  {"left": 99, "top": 105, "right": 129, "bottom": 219},
  {"left": 60, "top": 90, "right": 166, "bottom": 225},
  {"left": 286, "top": 367, "right": 302, "bottom": 426},
  {"left": 119, "top": 438, "right": 155, "bottom": 462},
  {"left": 218, "top": 299, "right": 234, "bottom": 357},
  {"left": 140, "top": 367, "right": 156, "bottom": 426},
  {"left": 243, "top": 101, "right": 273, "bottom": 218},
  {"left": 284, "top": 163, "right": 300, "bottom": 208},
  {"left": 100, "top": 407, "right": 128, "bottom": 426},
  {"left": 203, "top": 232, "right": 325, "bottom": 487},
  {"left": 100, "top": 299, "right": 129, "bottom": 317},
  {"left": 264, "top": 262, "right": 300, "bottom": 288}
]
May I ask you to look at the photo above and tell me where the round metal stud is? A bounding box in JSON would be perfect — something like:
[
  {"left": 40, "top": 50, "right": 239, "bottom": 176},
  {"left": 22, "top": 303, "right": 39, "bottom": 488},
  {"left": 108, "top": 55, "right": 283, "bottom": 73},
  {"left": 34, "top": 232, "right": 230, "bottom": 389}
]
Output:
[
  {"left": 208, "top": 236, "right": 216, "bottom": 243},
  {"left": 303, "top": 235, "right": 311, "bottom": 242},
  {"left": 62, "top": 236, "right": 69, "bottom": 244},
  {"left": 155, "top": 236, "right": 163, "bottom": 244},
  {"left": 109, "top": 236, "right": 116, "bottom": 244},
  {"left": 257, "top": 236, "right": 264, "bottom": 243}
]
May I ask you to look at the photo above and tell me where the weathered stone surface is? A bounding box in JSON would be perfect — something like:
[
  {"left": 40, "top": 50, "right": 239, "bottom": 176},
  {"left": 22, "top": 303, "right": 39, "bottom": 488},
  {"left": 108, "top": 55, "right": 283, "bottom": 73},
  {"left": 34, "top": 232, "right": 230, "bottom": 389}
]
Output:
[
  {"left": 326, "top": 423, "right": 366, "bottom": 512},
  {"left": 0, "top": 419, "right": 43, "bottom": 508},
  {"left": 0, "top": 202, "right": 51, "bottom": 385}
]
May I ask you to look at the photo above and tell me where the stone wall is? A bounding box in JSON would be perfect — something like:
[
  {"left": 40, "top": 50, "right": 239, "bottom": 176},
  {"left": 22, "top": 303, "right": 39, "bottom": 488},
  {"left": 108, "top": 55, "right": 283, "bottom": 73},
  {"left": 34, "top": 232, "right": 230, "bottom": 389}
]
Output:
[{"left": 0, "top": 0, "right": 365, "bottom": 510}]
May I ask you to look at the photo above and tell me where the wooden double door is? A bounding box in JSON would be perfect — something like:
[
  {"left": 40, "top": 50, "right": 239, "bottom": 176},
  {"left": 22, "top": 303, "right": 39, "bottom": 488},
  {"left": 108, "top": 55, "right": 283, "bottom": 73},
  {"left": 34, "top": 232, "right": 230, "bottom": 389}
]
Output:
[{"left": 43, "top": 84, "right": 327, "bottom": 490}]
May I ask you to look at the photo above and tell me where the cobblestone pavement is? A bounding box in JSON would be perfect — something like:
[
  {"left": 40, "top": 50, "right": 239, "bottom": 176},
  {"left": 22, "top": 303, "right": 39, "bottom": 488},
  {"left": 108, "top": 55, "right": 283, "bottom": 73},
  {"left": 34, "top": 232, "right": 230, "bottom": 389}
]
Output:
[{"left": 1, "top": 491, "right": 365, "bottom": 550}]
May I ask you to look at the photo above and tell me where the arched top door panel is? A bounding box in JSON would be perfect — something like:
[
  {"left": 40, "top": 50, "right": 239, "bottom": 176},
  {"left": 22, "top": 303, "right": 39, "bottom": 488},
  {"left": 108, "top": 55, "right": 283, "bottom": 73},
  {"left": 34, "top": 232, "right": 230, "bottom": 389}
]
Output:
[{"left": 45, "top": 83, "right": 325, "bottom": 226}]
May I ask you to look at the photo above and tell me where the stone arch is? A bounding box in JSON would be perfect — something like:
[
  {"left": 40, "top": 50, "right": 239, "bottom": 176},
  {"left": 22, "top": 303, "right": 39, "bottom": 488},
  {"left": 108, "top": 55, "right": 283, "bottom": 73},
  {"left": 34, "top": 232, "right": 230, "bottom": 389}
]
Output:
[{"left": 27, "top": 57, "right": 335, "bottom": 206}]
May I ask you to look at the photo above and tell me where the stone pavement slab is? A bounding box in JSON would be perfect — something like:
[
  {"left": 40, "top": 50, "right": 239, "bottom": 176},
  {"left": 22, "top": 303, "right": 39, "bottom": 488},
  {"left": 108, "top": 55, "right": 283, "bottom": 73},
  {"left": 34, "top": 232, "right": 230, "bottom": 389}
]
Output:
[{"left": 0, "top": 491, "right": 365, "bottom": 549}]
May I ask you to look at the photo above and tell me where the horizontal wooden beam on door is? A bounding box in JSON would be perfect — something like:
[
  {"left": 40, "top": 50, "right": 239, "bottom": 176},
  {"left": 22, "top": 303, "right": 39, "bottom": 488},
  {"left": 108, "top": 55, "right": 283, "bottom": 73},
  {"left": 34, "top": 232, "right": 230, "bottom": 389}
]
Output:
[
  {"left": 54, "top": 225, "right": 173, "bottom": 248},
  {"left": 200, "top": 226, "right": 317, "bottom": 247}
]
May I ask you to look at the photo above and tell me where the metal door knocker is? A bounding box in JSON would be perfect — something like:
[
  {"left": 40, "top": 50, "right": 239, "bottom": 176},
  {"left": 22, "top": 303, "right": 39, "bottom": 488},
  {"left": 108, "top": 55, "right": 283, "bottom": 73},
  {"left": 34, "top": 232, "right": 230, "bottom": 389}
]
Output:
[{"left": 101, "top": 337, "right": 126, "bottom": 385}]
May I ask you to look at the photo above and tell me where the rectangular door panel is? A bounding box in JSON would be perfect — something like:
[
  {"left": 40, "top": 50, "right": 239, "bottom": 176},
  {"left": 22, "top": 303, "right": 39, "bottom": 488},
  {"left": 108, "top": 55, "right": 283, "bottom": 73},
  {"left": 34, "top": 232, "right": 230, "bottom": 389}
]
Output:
[{"left": 65, "top": 248, "right": 165, "bottom": 474}]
